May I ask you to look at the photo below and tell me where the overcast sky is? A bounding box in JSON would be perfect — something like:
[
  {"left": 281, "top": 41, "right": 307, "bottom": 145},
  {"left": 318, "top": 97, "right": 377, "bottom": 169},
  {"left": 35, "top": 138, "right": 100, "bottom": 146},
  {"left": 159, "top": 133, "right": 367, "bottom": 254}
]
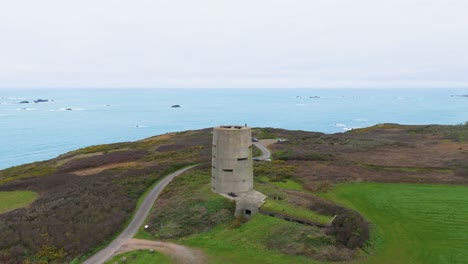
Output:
[{"left": 1, "top": 0, "right": 467, "bottom": 89}]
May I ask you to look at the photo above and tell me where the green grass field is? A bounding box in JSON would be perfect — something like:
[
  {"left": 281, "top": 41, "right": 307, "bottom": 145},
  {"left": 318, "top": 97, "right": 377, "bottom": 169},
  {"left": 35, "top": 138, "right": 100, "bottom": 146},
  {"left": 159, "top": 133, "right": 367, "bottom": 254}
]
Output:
[
  {"left": 322, "top": 183, "right": 468, "bottom": 264},
  {"left": 104, "top": 250, "right": 172, "bottom": 264},
  {"left": 180, "top": 214, "right": 318, "bottom": 264},
  {"left": 0, "top": 191, "right": 38, "bottom": 214}
]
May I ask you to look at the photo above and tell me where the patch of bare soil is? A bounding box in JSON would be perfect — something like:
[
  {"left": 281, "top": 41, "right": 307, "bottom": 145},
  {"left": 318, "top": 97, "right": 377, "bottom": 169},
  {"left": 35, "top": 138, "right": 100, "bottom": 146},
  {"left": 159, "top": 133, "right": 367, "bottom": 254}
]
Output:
[
  {"left": 72, "top": 161, "right": 144, "bottom": 176},
  {"left": 54, "top": 152, "right": 104, "bottom": 166},
  {"left": 115, "top": 238, "right": 205, "bottom": 264}
]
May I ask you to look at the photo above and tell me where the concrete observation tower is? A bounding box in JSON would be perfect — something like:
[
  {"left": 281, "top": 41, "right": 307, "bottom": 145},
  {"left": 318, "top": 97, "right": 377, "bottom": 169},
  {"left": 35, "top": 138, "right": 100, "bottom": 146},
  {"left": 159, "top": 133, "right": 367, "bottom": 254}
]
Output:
[
  {"left": 211, "top": 125, "right": 265, "bottom": 217},
  {"left": 211, "top": 125, "right": 253, "bottom": 194}
]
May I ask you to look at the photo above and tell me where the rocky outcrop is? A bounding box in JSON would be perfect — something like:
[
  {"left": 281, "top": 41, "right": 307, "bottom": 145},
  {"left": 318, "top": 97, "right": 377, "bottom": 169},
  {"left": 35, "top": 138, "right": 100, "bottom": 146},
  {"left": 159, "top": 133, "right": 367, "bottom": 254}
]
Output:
[{"left": 33, "top": 99, "right": 49, "bottom": 103}]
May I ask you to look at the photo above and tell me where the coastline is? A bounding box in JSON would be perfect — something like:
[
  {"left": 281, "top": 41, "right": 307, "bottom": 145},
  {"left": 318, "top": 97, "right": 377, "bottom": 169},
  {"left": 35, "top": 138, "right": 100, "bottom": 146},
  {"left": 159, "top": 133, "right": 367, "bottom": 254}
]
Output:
[{"left": 1, "top": 88, "right": 468, "bottom": 169}]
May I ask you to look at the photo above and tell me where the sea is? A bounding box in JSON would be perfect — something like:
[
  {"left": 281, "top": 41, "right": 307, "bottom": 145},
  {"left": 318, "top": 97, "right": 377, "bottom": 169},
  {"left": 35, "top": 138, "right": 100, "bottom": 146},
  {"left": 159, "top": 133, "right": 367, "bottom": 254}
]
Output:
[{"left": 1, "top": 88, "right": 467, "bottom": 170}]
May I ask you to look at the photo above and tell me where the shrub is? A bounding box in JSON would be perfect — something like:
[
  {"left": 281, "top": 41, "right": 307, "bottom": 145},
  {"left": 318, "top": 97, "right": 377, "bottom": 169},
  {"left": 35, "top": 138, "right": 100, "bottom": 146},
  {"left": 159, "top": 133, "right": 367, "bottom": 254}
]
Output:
[
  {"left": 326, "top": 210, "right": 369, "bottom": 249},
  {"left": 229, "top": 215, "right": 248, "bottom": 229},
  {"left": 0, "top": 162, "right": 56, "bottom": 184},
  {"left": 34, "top": 245, "right": 66, "bottom": 262},
  {"left": 303, "top": 153, "right": 329, "bottom": 161},
  {"left": 272, "top": 150, "right": 291, "bottom": 161}
]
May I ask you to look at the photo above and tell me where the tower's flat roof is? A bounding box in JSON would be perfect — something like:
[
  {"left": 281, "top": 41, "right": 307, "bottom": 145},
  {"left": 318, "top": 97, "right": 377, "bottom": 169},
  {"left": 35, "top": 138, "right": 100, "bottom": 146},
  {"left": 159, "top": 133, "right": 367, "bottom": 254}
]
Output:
[{"left": 215, "top": 125, "right": 251, "bottom": 130}]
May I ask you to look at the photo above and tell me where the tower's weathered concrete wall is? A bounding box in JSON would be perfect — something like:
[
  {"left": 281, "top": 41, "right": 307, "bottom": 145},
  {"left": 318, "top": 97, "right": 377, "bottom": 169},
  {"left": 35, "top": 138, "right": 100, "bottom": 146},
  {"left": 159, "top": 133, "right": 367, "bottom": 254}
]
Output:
[{"left": 211, "top": 125, "right": 253, "bottom": 194}]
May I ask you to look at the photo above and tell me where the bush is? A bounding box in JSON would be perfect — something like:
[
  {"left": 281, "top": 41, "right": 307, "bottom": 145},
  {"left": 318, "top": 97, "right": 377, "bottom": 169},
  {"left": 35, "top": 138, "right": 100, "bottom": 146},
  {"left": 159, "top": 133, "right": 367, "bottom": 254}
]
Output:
[
  {"left": 272, "top": 150, "right": 291, "bottom": 161},
  {"left": 326, "top": 210, "right": 369, "bottom": 249},
  {"left": 229, "top": 215, "right": 248, "bottom": 229},
  {"left": 303, "top": 153, "right": 329, "bottom": 161}
]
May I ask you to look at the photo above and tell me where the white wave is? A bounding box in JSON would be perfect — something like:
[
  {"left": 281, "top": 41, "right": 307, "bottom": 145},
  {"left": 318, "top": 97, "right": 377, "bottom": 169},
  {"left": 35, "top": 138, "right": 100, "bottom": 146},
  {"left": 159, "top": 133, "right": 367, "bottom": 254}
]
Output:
[
  {"left": 354, "top": 119, "right": 368, "bottom": 122},
  {"left": 17, "top": 108, "right": 35, "bottom": 111},
  {"left": 134, "top": 125, "right": 148, "bottom": 128},
  {"left": 334, "top": 123, "right": 346, "bottom": 127},
  {"left": 295, "top": 103, "right": 307, "bottom": 106},
  {"left": 343, "top": 126, "right": 361, "bottom": 131}
]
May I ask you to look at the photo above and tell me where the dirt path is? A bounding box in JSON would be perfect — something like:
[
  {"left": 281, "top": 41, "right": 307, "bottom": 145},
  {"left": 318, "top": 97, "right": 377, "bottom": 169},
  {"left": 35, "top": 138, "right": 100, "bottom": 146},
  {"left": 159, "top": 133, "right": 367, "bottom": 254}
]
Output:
[{"left": 114, "top": 238, "right": 205, "bottom": 264}]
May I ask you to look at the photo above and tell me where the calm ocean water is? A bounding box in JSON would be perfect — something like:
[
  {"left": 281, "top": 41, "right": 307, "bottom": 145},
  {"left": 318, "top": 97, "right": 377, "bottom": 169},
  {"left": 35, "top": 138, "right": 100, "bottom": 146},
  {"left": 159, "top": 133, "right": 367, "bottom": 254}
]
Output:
[{"left": 0, "top": 88, "right": 467, "bottom": 170}]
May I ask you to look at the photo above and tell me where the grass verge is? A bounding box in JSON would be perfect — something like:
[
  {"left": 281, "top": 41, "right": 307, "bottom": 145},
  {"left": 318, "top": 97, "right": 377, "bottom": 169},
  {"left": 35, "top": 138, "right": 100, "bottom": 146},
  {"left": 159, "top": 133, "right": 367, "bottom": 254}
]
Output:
[{"left": 104, "top": 250, "right": 173, "bottom": 264}]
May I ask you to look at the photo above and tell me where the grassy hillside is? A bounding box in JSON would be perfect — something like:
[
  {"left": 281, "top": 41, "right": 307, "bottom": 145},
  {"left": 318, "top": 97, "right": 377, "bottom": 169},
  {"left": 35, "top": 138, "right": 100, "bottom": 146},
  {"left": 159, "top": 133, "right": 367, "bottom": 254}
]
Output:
[
  {"left": 0, "top": 191, "right": 38, "bottom": 214},
  {"left": 1, "top": 124, "right": 468, "bottom": 263},
  {"left": 323, "top": 183, "right": 468, "bottom": 264}
]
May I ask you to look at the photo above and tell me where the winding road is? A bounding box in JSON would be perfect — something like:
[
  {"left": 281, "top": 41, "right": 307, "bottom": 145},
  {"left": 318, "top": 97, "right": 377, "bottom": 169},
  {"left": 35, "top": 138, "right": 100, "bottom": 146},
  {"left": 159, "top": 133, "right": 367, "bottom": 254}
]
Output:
[
  {"left": 253, "top": 140, "right": 273, "bottom": 160},
  {"left": 83, "top": 165, "right": 198, "bottom": 264}
]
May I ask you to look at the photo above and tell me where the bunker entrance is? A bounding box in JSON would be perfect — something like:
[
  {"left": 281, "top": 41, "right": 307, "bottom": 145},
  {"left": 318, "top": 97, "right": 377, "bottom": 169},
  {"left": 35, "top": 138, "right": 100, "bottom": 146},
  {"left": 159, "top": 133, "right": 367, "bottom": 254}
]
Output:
[{"left": 245, "top": 210, "right": 252, "bottom": 216}]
